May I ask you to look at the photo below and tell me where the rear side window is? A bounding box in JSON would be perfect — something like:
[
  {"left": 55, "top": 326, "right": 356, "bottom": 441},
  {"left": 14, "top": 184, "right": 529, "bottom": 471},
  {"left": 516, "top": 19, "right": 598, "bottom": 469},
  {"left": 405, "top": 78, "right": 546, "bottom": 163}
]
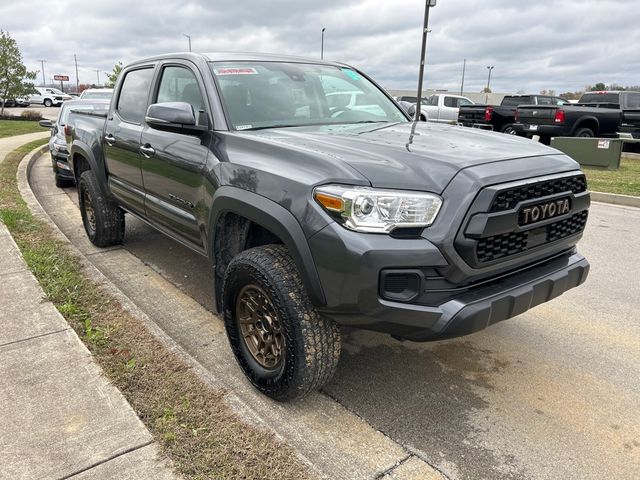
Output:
[
  {"left": 626, "top": 93, "right": 640, "bottom": 109},
  {"left": 579, "top": 93, "right": 620, "bottom": 105},
  {"left": 444, "top": 96, "right": 457, "bottom": 108},
  {"left": 117, "top": 68, "right": 154, "bottom": 123},
  {"left": 537, "top": 97, "right": 553, "bottom": 105},
  {"left": 502, "top": 96, "right": 530, "bottom": 106}
]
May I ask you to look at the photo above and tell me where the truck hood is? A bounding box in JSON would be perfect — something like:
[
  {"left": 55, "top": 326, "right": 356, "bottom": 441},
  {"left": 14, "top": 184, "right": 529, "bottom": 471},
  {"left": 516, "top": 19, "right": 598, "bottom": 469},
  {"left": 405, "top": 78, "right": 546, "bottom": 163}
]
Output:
[{"left": 242, "top": 121, "right": 568, "bottom": 193}]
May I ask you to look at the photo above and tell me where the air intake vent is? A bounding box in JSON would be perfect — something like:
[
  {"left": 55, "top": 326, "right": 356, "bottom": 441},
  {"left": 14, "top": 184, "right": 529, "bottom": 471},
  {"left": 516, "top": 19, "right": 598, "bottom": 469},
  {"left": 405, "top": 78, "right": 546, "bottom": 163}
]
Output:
[{"left": 380, "top": 270, "right": 422, "bottom": 302}]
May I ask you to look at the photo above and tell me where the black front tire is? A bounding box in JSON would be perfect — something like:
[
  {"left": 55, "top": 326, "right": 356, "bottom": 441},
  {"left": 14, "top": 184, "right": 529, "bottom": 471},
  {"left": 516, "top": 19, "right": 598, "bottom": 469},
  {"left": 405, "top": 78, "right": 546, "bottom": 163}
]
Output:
[
  {"left": 78, "top": 170, "right": 125, "bottom": 247},
  {"left": 223, "top": 245, "right": 341, "bottom": 401},
  {"left": 43, "top": 99, "right": 53, "bottom": 107}
]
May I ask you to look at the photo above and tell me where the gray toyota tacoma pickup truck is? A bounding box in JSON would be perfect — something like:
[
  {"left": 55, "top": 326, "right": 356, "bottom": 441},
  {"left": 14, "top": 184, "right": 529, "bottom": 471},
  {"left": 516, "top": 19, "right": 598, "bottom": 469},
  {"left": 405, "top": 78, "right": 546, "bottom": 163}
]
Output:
[{"left": 65, "top": 52, "right": 590, "bottom": 400}]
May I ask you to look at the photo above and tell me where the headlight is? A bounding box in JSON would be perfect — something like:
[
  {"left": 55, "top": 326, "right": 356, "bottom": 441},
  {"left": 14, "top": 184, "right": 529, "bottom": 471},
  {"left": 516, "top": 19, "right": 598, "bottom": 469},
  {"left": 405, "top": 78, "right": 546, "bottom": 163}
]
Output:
[
  {"left": 314, "top": 185, "right": 442, "bottom": 233},
  {"left": 53, "top": 140, "right": 68, "bottom": 152}
]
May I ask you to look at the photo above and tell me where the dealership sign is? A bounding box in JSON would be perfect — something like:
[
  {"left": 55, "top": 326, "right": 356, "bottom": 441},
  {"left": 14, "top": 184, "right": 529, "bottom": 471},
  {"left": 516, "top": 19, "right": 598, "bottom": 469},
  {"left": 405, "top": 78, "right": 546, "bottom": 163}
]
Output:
[{"left": 53, "top": 75, "right": 69, "bottom": 81}]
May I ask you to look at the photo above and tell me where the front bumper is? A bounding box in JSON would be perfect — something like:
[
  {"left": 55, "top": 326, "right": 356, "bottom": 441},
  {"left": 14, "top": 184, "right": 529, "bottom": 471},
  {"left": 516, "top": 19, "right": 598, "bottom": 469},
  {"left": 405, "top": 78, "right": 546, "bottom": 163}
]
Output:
[
  {"left": 311, "top": 220, "right": 589, "bottom": 341},
  {"left": 50, "top": 150, "right": 74, "bottom": 179}
]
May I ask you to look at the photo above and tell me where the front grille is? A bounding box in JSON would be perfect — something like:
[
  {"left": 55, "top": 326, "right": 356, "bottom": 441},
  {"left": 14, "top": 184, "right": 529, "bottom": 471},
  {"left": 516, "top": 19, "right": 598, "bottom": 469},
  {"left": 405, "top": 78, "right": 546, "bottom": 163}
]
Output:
[
  {"left": 460, "top": 174, "right": 590, "bottom": 266},
  {"left": 547, "top": 211, "right": 588, "bottom": 242},
  {"left": 477, "top": 231, "right": 529, "bottom": 263},
  {"left": 491, "top": 175, "right": 587, "bottom": 212}
]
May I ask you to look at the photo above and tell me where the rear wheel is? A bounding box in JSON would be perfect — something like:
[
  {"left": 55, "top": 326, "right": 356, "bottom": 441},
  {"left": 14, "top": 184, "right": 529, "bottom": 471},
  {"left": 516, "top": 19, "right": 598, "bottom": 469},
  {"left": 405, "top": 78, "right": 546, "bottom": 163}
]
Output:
[
  {"left": 78, "top": 170, "right": 125, "bottom": 247},
  {"left": 223, "top": 245, "right": 341, "bottom": 401},
  {"left": 575, "top": 127, "right": 595, "bottom": 138},
  {"left": 500, "top": 124, "right": 517, "bottom": 135}
]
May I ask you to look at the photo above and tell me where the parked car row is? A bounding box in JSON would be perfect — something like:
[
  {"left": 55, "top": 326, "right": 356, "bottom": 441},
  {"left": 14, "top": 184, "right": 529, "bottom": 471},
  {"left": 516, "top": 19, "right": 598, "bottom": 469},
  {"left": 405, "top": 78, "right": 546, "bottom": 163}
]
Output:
[
  {"left": 0, "top": 97, "right": 31, "bottom": 108},
  {"left": 396, "top": 93, "right": 475, "bottom": 123},
  {"left": 458, "top": 90, "right": 640, "bottom": 143}
]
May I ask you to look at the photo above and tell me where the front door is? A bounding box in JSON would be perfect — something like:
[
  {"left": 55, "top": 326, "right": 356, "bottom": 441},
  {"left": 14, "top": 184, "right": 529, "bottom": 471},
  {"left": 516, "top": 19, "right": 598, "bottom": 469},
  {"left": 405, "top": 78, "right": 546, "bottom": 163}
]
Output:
[
  {"left": 103, "top": 66, "right": 155, "bottom": 215},
  {"left": 139, "top": 63, "right": 210, "bottom": 249}
]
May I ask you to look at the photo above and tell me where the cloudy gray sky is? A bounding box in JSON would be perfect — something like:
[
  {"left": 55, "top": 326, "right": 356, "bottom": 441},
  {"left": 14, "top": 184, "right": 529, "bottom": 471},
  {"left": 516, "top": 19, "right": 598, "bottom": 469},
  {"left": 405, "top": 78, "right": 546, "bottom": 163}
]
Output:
[{"left": 2, "top": 0, "right": 638, "bottom": 94}]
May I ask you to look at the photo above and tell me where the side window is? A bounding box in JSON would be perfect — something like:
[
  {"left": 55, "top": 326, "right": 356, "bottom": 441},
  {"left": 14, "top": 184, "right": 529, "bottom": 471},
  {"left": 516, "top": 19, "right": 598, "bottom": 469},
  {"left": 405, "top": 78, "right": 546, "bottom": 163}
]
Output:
[
  {"left": 117, "top": 68, "right": 154, "bottom": 123},
  {"left": 427, "top": 96, "right": 439, "bottom": 106},
  {"left": 444, "top": 96, "right": 457, "bottom": 108},
  {"left": 626, "top": 93, "right": 640, "bottom": 109},
  {"left": 458, "top": 98, "right": 473, "bottom": 107},
  {"left": 554, "top": 97, "right": 569, "bottom": 105},
  {"left": 536, "top": 97, "right": 553, "bottom": 105},
  {"left": 156, "top": 66, "right": 205, "bottom": 123}
]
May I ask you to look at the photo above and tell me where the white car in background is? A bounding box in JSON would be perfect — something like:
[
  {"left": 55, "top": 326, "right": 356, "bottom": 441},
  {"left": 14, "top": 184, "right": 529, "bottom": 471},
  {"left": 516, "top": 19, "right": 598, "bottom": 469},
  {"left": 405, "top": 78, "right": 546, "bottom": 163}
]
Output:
[
  {"left": 423, "top": 93, "right": 474, "bottom": 123},
  {"left": 28, "top": 87, "right": 73, "bottom": 107},
  {"left": 326, "top": 90, "right": 386, "bottom": 117}
]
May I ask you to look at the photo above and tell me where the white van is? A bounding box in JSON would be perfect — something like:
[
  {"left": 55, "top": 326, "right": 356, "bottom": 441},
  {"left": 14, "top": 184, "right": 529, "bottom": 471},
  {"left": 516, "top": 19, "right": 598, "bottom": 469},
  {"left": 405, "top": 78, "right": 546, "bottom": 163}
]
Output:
[{"left": 28, "top": 87, "right": 73, "bottom": 107}]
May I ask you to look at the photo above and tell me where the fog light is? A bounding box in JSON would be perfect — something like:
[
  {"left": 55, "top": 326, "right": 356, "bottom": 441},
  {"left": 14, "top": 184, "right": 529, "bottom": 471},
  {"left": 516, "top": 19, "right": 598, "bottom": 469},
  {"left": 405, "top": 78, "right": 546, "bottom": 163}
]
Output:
[{"left": 56, "top": 161, "right": 71, "bottom": 171}]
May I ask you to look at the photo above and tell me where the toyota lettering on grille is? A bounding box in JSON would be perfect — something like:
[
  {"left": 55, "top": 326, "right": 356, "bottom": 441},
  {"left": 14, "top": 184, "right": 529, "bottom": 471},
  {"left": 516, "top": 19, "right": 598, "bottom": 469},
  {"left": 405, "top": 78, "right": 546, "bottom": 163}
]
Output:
[{"left": 519, "top": 198, "right": 571, "bottom": 226}]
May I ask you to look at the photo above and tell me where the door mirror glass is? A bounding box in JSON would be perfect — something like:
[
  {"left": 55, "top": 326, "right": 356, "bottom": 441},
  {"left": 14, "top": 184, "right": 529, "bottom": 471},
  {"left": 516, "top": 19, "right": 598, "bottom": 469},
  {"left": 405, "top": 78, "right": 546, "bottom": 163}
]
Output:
[
  {"left": 145, "top": 102, "right": 204, "bottom": 132},
  {"left": 39, "top": 119, "right": 54, "bottom": 129}
]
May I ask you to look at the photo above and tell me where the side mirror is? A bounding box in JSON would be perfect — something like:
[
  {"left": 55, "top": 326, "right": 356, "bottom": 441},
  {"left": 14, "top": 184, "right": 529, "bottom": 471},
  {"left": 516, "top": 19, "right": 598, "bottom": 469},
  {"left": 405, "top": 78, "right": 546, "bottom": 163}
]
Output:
[
  {"left": 39, "top": 119, "right": 54, "bottom": 129},
  {"left": 145, "top": 102, "right": 206, "bottom": 133}
]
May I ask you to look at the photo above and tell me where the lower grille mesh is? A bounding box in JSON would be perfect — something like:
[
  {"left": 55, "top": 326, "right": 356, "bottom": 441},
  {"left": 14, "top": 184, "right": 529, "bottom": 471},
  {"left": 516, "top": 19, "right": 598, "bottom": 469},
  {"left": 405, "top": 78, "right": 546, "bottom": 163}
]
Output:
[{"left": 547, "top": 211, "right": 588, "bottom": 243}]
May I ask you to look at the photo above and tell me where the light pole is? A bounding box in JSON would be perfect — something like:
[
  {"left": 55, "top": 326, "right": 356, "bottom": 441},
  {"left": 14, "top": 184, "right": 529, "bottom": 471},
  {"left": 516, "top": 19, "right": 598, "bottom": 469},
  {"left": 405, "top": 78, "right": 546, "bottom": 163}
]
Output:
[
  {"left": 460, "top": 58, "right": 466, "bottom": 96},
  {"left": 184, "top": 34, "right": 192, "bottom": 52},
  {"left": 321, "top": 28, "right": 326, "bottom": 59},
  {"left": 38, "top": 59, "right": 47, "bottom": 86},
  {"left": 414, "top": 0, "right": 437, "bottom": 121},
  {"left": 485, "top": 65, "right": 494, "bottom": 103},
  {"left": 74, "top": 54, "right": 79, "bottom": 92},
  {"left": 95, "top": 69, "right": 100, "bottom": 86}
]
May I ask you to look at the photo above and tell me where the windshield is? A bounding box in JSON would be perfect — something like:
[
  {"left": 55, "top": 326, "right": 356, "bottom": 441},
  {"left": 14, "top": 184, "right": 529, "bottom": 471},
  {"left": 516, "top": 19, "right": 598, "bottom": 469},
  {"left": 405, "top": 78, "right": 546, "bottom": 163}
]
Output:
[
  {"left": 81, "top": 91, "right": 113, "bottom": 99},
  {"left": 210, "top": 61, "right": 407, "bottom": 130}
]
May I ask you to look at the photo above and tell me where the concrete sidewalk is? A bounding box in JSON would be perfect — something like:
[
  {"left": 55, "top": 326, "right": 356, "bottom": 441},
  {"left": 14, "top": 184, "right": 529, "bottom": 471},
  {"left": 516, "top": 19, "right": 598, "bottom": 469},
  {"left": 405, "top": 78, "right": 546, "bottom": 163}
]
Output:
[{"left": 0, "top": 134, "right": 177, "bottom": 479}]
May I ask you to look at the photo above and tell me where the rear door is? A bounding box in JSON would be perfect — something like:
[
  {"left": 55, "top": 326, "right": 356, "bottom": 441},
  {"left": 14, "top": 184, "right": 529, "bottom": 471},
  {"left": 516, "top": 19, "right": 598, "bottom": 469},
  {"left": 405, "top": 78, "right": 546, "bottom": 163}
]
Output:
[
  {"left": 103, "top": 66, "right": 155, "bottom": 215},
  {"left": 139, "top": 61, "right": 210, "bottom": 250}
]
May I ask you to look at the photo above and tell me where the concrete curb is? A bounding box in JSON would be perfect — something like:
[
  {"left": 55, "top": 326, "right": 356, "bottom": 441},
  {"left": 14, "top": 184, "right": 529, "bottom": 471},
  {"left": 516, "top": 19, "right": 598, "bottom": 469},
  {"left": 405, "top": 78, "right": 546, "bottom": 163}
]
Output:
[
  {"left": 19, "top": 148, "right": 448, "bottom": 480},
  {"left": 1, "top": 142, "right": 177, "bottom": 480},
  {"left": 591, "top": 191, "right": 640, "bottom": 209}
]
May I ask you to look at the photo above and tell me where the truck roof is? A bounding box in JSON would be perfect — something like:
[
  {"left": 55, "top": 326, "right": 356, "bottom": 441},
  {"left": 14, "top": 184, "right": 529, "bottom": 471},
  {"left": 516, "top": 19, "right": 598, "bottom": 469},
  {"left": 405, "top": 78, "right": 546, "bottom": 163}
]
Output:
[{"left": 126, "top": 51, "right": 350, "bottom": 68}]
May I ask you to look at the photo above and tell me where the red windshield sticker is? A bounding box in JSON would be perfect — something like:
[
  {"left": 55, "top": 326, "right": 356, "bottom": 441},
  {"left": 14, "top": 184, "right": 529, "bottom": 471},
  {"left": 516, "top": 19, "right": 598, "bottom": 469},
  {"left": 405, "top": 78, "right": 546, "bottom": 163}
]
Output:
[{"left": 214, "top": 67, "right": 258, "bottom": 76}]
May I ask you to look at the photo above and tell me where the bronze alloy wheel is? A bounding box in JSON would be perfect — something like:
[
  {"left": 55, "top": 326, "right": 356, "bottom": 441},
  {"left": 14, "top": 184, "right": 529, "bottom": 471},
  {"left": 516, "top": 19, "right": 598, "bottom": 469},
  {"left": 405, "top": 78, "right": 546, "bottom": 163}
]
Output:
[
  {"left": 83, "top": 189, "right": 96, "bottom": 233},
  {"left": 236, "top": 284, "right": 284, "bottom": 370}
]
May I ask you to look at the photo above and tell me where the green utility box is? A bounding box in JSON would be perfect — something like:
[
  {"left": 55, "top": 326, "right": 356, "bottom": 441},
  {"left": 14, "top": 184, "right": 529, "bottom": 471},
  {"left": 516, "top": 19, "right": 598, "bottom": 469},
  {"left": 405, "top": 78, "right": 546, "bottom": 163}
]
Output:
[{"left": 550, "top": 137, "right": 623, "bottom": 170}]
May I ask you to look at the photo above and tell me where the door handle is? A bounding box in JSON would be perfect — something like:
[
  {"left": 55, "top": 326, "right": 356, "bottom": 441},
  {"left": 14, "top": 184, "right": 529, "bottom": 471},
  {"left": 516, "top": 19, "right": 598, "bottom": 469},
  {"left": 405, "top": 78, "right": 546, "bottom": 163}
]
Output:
[
  {"left": 139, "top": 144, "right": 156, "bottom": 158},
  {"left": 104, "top": 134, "right": 116, "bottom": 146}
]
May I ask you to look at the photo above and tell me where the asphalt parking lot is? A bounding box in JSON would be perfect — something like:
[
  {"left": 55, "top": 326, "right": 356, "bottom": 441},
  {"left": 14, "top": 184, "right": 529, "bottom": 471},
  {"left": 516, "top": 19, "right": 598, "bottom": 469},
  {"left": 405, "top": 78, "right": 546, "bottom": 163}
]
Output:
[{"left": 31, "top": 153, "right": 640, "bottom": 480}]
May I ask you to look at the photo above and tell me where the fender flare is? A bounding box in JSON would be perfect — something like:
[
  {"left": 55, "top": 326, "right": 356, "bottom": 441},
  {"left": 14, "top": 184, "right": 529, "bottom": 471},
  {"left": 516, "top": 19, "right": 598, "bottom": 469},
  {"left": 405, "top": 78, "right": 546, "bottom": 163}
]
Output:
[
  {"left": 69, "top": 140, "right": 110, "bottom": 198},
  {"left": 209, "top": 186, "right": 326, "bottom": 308},
  {"left": 570, "top": 116, "right": 600, "bottom": 136}
]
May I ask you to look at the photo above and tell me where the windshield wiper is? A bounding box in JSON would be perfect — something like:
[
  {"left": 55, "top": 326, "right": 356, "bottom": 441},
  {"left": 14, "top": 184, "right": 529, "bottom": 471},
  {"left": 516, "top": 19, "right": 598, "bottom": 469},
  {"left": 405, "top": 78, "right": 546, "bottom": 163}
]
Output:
[{"left": 240, "top": 124, "right": 306, "bottom": 131}]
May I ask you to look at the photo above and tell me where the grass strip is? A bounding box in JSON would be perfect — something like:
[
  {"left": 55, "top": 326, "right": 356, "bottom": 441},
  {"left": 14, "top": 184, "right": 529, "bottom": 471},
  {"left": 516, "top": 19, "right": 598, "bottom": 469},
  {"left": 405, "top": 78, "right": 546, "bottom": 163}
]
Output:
[
  {"left": 0, "top": 119, "right": 45, "bottom": 138},
  {"left": 0, "top": 141, "right": 312, "bottom": 480},
  {"left": 583, "top": 156, "right": 640, "bottom": 197}
]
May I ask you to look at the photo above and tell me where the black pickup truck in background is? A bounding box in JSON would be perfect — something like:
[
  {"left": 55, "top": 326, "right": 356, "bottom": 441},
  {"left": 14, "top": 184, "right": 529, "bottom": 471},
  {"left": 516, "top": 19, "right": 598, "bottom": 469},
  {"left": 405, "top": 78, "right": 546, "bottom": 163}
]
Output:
[
  {"left": 458, "top": 94, "right": 570, "bottom": 134},
  {"left": 514, "top": 91, "right": 640, "bottom": 144}
]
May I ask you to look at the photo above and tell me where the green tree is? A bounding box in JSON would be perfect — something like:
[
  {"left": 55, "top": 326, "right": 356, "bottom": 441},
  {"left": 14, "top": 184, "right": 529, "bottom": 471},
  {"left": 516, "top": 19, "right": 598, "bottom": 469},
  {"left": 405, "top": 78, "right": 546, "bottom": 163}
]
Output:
[
  {"left": 105, "top": 61, "right": 123, "bottom": 88},
  {"left": 589, "top": 82, "right": 607, "bottom": 91},
  {"left": 0, "top": 30, "right": 37, "bottom": 116}
]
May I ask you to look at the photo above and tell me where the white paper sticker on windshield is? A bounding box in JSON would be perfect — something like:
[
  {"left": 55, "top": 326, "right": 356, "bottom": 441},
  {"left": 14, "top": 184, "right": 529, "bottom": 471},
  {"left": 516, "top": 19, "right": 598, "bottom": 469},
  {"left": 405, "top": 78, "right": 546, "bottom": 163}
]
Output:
[
  {"left": 214, "top": 67, "right": 258, "bottom": 76},
  {"left": 236, "top": 124, "right": 253, "bottom": 130}
]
